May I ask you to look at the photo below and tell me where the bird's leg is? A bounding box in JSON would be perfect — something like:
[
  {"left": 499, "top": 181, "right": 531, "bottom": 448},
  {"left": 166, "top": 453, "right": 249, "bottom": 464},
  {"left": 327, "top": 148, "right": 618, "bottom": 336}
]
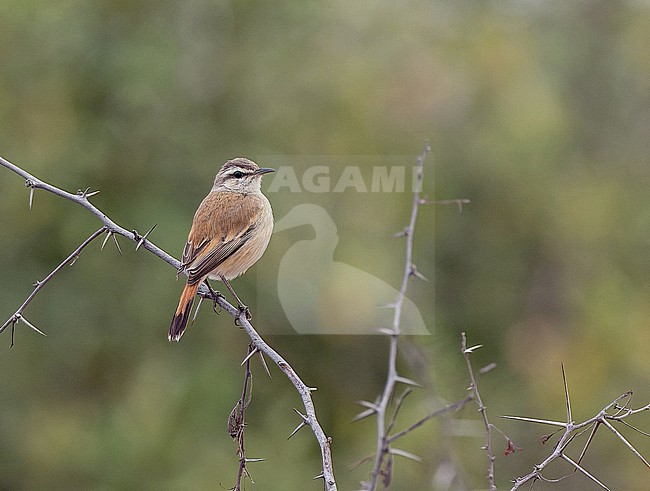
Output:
[
  {"left": 220, "top": 275, "right": 252, "bottom": 321},
  {"left": 204, "top": 279, "right": 225, "bottom": 314}
]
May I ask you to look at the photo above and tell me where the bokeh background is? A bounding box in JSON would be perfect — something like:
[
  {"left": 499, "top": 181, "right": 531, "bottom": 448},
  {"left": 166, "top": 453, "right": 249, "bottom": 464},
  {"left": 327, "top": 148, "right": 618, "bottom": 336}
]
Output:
[{"left": 1, "top": 1, "right": 649, "bottom": 490}]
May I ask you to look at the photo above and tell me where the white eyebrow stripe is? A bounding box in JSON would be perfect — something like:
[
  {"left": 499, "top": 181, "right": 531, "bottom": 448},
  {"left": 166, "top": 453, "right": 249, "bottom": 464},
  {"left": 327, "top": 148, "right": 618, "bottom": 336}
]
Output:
[{"left": 226, "top": 168, "right": 254, "bottom": 176}]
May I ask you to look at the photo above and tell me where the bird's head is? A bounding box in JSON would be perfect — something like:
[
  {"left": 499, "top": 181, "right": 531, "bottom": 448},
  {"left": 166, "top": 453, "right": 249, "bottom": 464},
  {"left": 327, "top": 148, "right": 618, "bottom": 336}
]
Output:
[{"left": 213, "top": 157, "right": 275, "bottom": 193}]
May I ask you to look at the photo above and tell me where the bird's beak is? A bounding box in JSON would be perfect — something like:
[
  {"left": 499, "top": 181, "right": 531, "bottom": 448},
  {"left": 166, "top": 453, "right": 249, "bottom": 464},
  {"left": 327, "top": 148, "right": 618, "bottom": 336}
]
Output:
[{"left": 255, "top": 167, "right": 275, "bottom": 176}]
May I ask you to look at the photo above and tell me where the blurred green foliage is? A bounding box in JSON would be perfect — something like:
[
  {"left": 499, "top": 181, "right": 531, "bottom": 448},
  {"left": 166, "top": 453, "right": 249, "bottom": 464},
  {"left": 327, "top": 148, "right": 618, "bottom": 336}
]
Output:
[{"left": 1, "top": 1, "right": 649, "bottom": 490}]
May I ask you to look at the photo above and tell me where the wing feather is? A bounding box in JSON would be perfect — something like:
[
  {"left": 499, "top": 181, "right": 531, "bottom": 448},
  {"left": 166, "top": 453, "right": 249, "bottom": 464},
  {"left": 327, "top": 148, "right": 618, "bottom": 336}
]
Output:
[{"left": 178, "top": 192, "right": 262, "bottom": 285}]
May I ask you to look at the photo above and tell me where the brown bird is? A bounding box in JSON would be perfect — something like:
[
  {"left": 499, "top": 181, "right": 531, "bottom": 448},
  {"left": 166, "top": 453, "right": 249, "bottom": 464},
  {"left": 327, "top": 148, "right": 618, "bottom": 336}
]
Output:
[{"left": 169, "top": 157, "right": 275, "bottom": 341}]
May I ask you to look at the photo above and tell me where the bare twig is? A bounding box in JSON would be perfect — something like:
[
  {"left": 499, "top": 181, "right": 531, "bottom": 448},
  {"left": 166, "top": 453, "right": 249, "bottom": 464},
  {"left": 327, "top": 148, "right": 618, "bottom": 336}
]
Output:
[
  {"left": 0, "top": 227, "right": 107, "bottom": 344},
  {"left": 428, "top": 198, "right": 471, "bottom": 212},
  {"left": 361, "top": 148, "right": 475, "bottom": 490},
  {"left": 503, "top": 374, "right": 650, "bottom": 490},
  {"left": 231, "top": 305, "right": 336, "bottom": 490},
  {"left": 231, "top": 343, "right": 256, "bottom": 490},
  {"left": 461, "top": 332, "right": 497, "bottom": 491},
  {"left": 387, "top": 395, "right": 474, "bottom": 444},
  {"left": 0, "top": 156, "right": 337, "bottom": 491},
  {"left": 364, "top": 144, "right": 431, "bottom": 490},
  {"left": 0, "top": 156, "right": 178, "bottom": 268}
]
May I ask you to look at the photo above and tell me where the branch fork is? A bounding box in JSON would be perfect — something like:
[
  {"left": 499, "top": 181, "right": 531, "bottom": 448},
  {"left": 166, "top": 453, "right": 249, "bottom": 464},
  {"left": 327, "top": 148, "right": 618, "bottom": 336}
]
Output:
[
  {"left": 503, "top": 370, "right": 650, "bottom": 490},
  {"left": 1, "top": 155, "right": 337, "bottom": 491},
  {"left": 361, "top": 145, "right": 472, "bottom": 490}
]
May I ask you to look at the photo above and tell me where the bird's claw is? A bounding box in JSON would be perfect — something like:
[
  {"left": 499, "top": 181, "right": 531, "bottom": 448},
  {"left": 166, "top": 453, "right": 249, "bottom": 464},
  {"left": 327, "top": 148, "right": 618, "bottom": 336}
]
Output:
[{"left": 234, "top": 305, "right": 252, "bottom": 326}]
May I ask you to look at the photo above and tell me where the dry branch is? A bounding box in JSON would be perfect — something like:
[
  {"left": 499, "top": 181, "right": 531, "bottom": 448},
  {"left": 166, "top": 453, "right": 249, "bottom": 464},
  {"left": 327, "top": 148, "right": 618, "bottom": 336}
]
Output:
[
  {"left": 359, "top": 148, "right": 476, "bottom": 490},
  {"left": 461, "top": 332, "right": 498, "bottom": 491},
  {"left": 0, "top": 226, "right": 106, "bottom": 345},
  {"left": 504, "top": 376, "right": 650, "bottom": 490},
  {"left": 0, "top": 155, "right": 337, "bottom": 491},
  {"left": 362, "top": 145, "right": 430, "bottom": 490},
  {"left": 231, "top": 343, "right": 256, "bottom": 490}
]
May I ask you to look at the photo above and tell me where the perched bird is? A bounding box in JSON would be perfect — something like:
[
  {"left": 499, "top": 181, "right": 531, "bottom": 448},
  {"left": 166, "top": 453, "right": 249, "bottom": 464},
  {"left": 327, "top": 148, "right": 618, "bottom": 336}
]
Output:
[{"left": 169, "top": 158, "right": 275, "bottom": 341}]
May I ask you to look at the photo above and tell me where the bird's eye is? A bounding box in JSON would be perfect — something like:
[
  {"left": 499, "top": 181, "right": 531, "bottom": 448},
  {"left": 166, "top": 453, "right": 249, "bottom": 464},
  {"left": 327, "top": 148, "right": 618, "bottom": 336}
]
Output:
[{"left": 233, "top": 171, "right": 244, "bottom": 179}]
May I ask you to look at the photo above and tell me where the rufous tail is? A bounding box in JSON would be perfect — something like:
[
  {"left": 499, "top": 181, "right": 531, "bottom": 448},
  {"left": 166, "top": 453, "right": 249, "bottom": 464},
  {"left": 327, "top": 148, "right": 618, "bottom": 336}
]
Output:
[{"left": 168, "top": 282, "right": 199, "bottom": 342}]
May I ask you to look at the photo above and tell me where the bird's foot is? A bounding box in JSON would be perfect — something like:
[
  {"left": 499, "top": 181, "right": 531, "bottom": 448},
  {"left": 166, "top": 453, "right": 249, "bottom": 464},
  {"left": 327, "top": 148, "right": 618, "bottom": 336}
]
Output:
[
  {"left": 211, "top": 294, "right": 226, "bottom": 314},
  {"left": 234, "top": 304, "right": 252, "bottom": 326},
  {"left": 204, "top": 280, "right": 225, "bottom": 314}
]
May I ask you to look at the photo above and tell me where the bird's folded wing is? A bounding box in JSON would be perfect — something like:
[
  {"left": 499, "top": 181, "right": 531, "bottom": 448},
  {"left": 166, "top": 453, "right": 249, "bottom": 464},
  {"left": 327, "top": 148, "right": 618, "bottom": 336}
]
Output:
[
  {"left": 185, "top": 224, "right": 256, "bottom": 285},
  {"left": 178, "top": 191, "right": 262, "bottom": 285},
  {"left": 180, "top": 237, "right": 209, "bottom": 272}
]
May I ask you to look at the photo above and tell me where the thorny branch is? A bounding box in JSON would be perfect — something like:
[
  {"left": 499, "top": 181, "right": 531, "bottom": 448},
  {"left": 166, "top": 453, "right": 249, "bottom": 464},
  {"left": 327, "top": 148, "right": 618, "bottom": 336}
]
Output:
[
  {"left": 503, "top": 372, "right": 650, "bottom": 490},
  {"left": 0, "top": 158, "right": 179, "bottom": 268},
  {"left": 0, "top": 155, "right": 337, "bottom": 491},
  {"left": 359, "top": 147, "right": 474, "bottom": 490},
  {"left": 386, "top": 394, "right": 474, "bottom": 445},
  {"left": 363, "top": 145, "right": 431, "bottom": 491},
  {"left": 461, "top": 332, "right": 498, "bottom": 491},
  {"left": 1, "top": 227, "right": 107, "bottom": 346},
  {"left": 230, "top": 343, "right": 257, "bottom": 490}
]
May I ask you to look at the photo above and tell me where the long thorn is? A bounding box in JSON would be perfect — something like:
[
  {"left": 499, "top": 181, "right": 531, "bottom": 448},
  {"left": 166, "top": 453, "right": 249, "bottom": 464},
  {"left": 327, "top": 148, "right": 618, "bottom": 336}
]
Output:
[
  {"left": 112, "top": 234, "right": 123, "bottom": 257},
  {"left": 240, "top": 347, "right": 259, "bottom": 366},
  {"left": 191, "top": 297, "right": 204, "bottom": 325},
  {"left": 561, "top": 454, "right": 610, "bottom": 490},
  {"left": 293, "top": 407, "right": 309, "bottom": 422},
  {"left": 576, "top": 422, "right": 600, "bottom": 467},
  {"left": 18, "top": 315, "right": 47, "bottom": 337},
  {"left": 288, "top": 421, "right": 307, "bottom": 440},
  {"left": 136, "top": 223, "right": 157, "bottom": 251},
  {"left": 562, "top": 364, "right": 572, "bottom": 423},
  {"left": 601, "top": 418, "right": 650, "bottom": 468},
  {"left": 101, "top": 230, "right": 112, "bottom": 250},
  {"left": 258, "top": 350, "right": 271, "bottom": 379},
  {"left": 499, "top": 415, "right": 567, "bottom": 427}
]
